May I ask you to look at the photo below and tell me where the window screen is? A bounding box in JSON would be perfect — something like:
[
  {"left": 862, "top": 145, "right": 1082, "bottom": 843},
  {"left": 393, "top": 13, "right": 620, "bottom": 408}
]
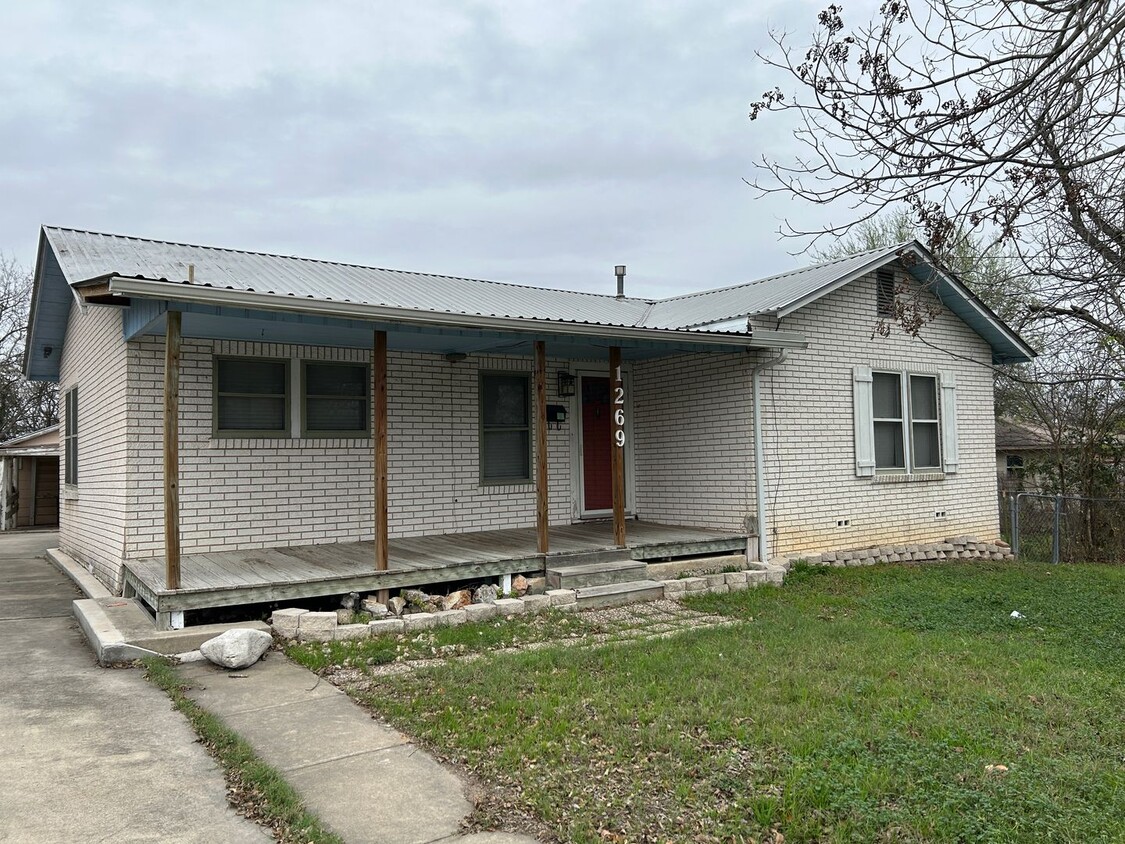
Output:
[
  {"left": 910, "top": 375, "right": 940, "bottom": 469},
  {"left": 480, "top": 373, "right": 531, "bottom": 483},
  {"left": 303, "top": 362, "right": 369, "bottom": 435},
  {"left": 215, "top": 358, "right": 288, "bottom": 434},
  {"left": 64, "top": 388, "right": 78, "bottom": 485},
  {"left": 872, "top": 372, "right": 905, "bottom": 469}
]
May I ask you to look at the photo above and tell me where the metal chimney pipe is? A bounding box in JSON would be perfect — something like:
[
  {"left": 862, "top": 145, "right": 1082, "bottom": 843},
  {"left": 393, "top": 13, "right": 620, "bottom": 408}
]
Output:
[{"left": 615, "top": 264, "right": 626, "bottom": 299}]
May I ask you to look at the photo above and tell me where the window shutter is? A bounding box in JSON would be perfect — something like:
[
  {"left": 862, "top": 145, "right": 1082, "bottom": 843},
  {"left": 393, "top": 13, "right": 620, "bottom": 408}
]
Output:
[
  {"left": 853, "top": 366, "right": 875, "bottom": 477},
  {"left": 939, "top": 371, "right": 959, "bottom": 473}
]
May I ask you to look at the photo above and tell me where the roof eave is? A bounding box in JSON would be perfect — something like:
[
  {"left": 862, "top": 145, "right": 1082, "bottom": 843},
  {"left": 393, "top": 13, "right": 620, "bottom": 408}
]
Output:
[{"left": 108, "top": 277, "right": 810, "bottom": 351}]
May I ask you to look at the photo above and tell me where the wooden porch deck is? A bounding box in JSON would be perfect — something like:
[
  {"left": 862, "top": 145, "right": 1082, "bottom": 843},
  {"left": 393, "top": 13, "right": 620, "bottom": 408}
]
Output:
[{"left": 123, "top": 521, "right": 748, "bottom": 624}]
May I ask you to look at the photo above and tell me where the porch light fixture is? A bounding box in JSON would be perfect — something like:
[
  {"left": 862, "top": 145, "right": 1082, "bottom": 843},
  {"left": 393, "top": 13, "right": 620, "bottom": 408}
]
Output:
[
  {"left": 444, "top": 352, "right": 468, "bottom": 364},
  {"left": 556, "top": 370, "right": 575, "bottom": 397}
]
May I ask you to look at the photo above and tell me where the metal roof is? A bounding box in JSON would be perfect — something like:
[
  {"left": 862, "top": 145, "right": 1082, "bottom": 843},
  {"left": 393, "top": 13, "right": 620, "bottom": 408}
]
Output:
[
  {"left": 44, "top": 226, "right": 655, "bottom": 329},
  {"left": 644, "top": 246, "right": 899, "bottom": 329},
  {"left": 30, "top": 227, "right": 1034, "bottom": 374}
]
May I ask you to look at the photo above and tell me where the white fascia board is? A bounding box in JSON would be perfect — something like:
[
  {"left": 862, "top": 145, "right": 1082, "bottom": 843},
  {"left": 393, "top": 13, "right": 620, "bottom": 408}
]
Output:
[{"left": 108, "top": 277, "right": 809, "bottom": 350}]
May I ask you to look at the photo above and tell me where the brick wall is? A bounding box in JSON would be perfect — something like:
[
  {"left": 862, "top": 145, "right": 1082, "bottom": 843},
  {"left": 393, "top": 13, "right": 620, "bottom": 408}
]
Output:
[
  {"left": 124, "top": 340, "right": 576, "bottom": 559},
  {"left": 58, "top": 303, "right": 129, "bottom": 589},
  {"left": 633, "top": 352, "right": 755, "bottom": 532},
  {"left": 754, "top": 268, "right": 1000, "bottom": 558},
  {"left": 632, "top": 266, "right": 1000, "bottom": 559}
]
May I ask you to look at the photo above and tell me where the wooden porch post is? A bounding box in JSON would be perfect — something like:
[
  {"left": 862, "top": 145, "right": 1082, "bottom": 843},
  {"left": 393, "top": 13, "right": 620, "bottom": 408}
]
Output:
[
  {"left": 534, "top": 341, "right": 549, "bottom": 554},
  {"left": 164, "top": 310, "right": 182, "bottom": 590},
  {"left": 609, "top": 346, "right": 626, "bottom": 547},
  {"left": 374, "top": 331, "right": 389, "bottom": 595}
]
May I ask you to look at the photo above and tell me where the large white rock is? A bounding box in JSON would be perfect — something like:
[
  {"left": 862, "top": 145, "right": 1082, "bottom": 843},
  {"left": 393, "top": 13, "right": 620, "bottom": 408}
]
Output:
[{"left": 199, "top": 628, "right": 273, "bottom": 670}]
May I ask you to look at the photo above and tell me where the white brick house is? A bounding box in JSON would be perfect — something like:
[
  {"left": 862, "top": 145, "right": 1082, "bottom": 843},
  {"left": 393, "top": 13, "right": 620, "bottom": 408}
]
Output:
[{"left": 25, "top": 227, "right": 1033, "bottom": 622}]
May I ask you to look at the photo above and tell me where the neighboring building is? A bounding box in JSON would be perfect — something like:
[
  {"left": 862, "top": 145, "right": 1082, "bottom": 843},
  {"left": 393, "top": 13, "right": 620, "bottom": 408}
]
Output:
[
  {"left": 25, "top": 227, "right": 1034, "bottom": 626},
  {"left": 0, "top": 425, "right": 60, "bottom": 530},
  {"left": 996, "top": 418, "right": 1056, "bottom": 492}
]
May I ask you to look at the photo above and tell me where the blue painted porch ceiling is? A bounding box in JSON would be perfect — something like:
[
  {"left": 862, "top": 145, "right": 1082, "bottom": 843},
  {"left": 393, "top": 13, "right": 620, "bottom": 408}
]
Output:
[{"left": 130, "top": 301, "right": 750, "bottom": 362}]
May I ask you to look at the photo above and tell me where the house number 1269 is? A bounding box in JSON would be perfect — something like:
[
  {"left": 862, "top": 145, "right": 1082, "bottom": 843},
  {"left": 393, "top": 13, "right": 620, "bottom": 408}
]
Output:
[{"left": 613, "top": 382, "right": 625, "bottom": 447}]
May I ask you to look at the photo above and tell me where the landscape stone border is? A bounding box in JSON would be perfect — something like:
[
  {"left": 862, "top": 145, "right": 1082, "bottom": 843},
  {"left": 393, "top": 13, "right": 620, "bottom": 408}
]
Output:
[
  {"left": 268, "top": 535, "right": 1007, "bottom": 642},
  {"left": 772, "top": 536, "right": 1014, "bottom": 569}
]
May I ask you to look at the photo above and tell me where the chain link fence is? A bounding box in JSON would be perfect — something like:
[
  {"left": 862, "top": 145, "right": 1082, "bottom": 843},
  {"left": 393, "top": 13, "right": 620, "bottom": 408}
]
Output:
[{"left": 1000, "top": 492, "right": 1125, "bottom": 563}]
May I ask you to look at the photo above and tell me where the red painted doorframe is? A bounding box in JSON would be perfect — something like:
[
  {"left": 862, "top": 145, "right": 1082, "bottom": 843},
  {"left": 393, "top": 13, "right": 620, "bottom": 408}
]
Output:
[{"left": 581, "top": 375, "right": 613, "bottom": 511}]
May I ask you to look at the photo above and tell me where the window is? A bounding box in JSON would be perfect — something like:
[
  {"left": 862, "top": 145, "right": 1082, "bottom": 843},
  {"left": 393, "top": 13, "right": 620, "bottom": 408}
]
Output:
[
  {"left": 871, "top": 371, "right": 940, "bottom": 472},
  {"left": 64, "top": 388, "right": 78, "bottom": 486},
  {"left": 214, "top": 357, "right": 289, "bottom": 436},
  {"left": 480, "top": 373, "right": 531, "bottom": 483},
  {"left": 854, "top": 366, "right": 958, "bottom": 478},
  {"left": 302, "top": 362, "right": 370, "bottom": 437},
  {"left": 872, "top": 372, "right": 905, "bottom": 469},
  {"left": 876, "top": 268, "right": 896, "bottom": 317},
  {"left": 909, "top": 375, "right": 940, "bottom": 470},
  {"left": 1006, "top": 454, "right": 1024, "bottom": 476}
]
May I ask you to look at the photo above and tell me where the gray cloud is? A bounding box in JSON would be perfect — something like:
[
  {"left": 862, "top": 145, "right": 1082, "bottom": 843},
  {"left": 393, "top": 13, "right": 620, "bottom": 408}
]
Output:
[{"left": 0, "top": 0, "right": 859, "bottom": 298}]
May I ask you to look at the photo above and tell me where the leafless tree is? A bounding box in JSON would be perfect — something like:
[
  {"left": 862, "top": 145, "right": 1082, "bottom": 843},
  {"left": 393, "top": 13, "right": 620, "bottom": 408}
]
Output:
[
  {"left": 751, "top": 0, "right": 1125, "bottom": 375},
  {"left": 0, "top": 253, "right": 57, "bottom": 440}
]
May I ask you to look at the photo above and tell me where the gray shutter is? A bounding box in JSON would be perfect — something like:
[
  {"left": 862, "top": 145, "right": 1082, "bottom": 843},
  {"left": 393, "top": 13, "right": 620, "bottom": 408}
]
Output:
[
  {"left": 939, "top": 371, "right": 959, "bottom": 473},
  {"left": 853, "top": 366, "right": 875, "bottom": 477}
]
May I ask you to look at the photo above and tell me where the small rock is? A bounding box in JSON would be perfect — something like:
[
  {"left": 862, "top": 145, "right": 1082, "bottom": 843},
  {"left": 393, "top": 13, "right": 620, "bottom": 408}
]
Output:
[
  {"left": 474, "top": 584, "right": 499, "bottom": 604},
  {"left": 361, "top": 598, "right": 389, "bottom": 618},
  {"left": 336, "top": 608, "right": 354, "bottom": 624},
  {"left": 1010, "top": 610, "right": 1025, "bottom": 619},
  {"left": 402, "top": 589, "right": 429, "bottom": 610},
  {"left": 388, "top": 596, "right": 406, "bottom": 616},
  {"left": 199, "top": 629, "right": 273, "bottom": 670},
  {"left": 340, "top": 591, "right": 362, "bottom": 611},
  {"left": 443, "top": 589, "right": 472, "bottom": 611},
  {"left": 511, "top": 574, "right": 530, "bottom": 596}
]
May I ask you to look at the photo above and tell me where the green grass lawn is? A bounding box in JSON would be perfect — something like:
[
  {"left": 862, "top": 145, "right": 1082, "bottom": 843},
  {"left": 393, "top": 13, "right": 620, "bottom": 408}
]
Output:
[{"left": 287, "top": 563, "right": 1125, "bottom": 843}]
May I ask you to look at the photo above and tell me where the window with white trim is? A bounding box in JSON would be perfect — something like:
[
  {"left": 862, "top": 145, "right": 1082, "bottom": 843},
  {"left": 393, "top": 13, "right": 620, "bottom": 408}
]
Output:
[
  {"left": 872, "top": 372, "right": 940, "bottom": 471},
  {"left": 64, "top": 387, "right": 78, "bottom": 486},
  {"left": 479, "top": 372, "right": 531, "bottom": 484},
  {"left": 854, "top": 366, "right": 959, "bottom": 477}
]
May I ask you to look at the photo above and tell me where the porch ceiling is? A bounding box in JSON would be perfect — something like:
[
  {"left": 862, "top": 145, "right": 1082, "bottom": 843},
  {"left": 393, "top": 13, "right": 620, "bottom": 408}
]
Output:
[{"left": 123, "top": 298, "right": 803, "bottom": 361}]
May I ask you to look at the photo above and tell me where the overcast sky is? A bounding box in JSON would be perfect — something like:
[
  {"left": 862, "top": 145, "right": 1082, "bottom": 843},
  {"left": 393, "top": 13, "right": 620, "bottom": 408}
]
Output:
[{"left": 0, "top": 0, "right": 855, "bottom": 299}]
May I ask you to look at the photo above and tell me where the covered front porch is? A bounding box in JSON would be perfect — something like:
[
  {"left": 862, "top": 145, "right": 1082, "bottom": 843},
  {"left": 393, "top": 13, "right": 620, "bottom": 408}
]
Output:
[{"left": 123, "top": 520, "right": 749, "bottom": 627}]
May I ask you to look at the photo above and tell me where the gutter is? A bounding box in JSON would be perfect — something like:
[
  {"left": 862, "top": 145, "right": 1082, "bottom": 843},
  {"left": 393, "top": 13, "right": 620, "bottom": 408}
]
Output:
[
  {"left": 751, "top": 348, "right": 790, "bottom": 564},
  {"left": 106, "top": 276, "right": 810, "bottom": 351}
]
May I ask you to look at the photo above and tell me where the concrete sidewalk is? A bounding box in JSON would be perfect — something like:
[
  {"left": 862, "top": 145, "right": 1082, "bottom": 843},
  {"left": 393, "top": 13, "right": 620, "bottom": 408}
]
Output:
[
  {"left": 176, "top": 656, "right": 541, "bottom": 844},
  {"left": 0, "top": 531, "right": 268, "bottom": 844}
]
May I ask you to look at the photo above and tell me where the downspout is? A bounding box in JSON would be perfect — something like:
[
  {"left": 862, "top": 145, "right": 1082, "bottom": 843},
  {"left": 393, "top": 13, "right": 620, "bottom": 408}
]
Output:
[{"left": 751, "top": 348, "right": 789, "bottom": 564}]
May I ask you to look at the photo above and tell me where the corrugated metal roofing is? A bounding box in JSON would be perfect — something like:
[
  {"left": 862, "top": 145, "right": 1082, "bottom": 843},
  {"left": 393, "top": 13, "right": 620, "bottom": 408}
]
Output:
[
  {"left": 643, "top": 245, "right": 901, "bottom": 329},
  {"left": 44, "top": 226, "right": 655, "bottom": 330},
  {"left": 38, "top": 226, "right": 1034, "bottom": 363}
]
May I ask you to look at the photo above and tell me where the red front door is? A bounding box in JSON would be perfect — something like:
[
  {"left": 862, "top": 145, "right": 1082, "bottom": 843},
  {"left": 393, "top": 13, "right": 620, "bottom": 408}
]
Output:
[{"left": 581, "top": 376, "right": 613, "bottom": 511}]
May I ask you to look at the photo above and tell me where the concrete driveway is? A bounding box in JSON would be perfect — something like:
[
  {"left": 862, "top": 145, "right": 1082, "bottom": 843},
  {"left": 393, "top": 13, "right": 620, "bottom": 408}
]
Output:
[{"left": 0, "top": 531, "right": 269, "bottom": 843}]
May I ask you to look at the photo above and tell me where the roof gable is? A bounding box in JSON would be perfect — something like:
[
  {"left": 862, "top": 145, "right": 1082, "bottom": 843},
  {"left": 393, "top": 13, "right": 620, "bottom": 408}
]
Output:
[{"left": 642, "top": 240, "right": 1035, "bottom": 365}]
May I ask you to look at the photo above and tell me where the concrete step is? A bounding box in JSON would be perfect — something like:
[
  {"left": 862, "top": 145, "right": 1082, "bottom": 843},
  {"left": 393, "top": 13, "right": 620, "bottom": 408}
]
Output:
[
  {"left": 546, "top": 558, "right": 648, "bottom": 589},
  {"left": 575, "top": 579, "right": 665, "bottom": 609}
]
